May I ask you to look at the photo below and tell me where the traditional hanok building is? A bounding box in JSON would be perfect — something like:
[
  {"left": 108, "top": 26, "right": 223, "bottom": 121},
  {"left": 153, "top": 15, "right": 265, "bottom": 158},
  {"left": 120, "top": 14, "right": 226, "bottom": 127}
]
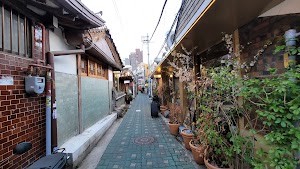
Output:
[{"left": 0, "top": 0, "right": 123, "bottom": 168}]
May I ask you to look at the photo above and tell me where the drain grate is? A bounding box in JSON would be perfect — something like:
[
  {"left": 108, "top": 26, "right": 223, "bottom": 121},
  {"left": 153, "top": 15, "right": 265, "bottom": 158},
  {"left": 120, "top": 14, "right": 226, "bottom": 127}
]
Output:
[{"left": 133, "top": 136, "right": 155, "bottom": 145}]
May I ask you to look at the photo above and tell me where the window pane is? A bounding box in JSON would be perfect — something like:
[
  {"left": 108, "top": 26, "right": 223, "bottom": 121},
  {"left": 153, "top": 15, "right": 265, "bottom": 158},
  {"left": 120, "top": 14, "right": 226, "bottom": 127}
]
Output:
[
  {"left": 12, "top": 13, "right": 18, "bottom": 53},
  {"left": 4, "top": 9, "right": 11, "bottom": 51},
  {"left": 0, "top": 7, "right": 2, "bottom": 49},
  {"left": 19, "top": 18, "right": 24, "bottom": 55},
  {"left": 26, "top": 20, "right": 31, "bottom": 57},
  {"left": 97, "top": 63, "right": 102, "bottom": 76},
  {"left": 89, "top": 61, "right": 96, "bottom": 75},
  {"left": 34, "top": 25, "right": 42, "bottom": 59}
]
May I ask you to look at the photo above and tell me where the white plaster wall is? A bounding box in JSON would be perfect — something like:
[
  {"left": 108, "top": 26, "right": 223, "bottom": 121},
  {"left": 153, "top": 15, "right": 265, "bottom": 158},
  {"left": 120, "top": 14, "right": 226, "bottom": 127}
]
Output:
[
  {"left": 108, "top": 67, "right": 114, "bottom": 113},
  {"left": 94, "top": 39, "right": 115, "bottom": 63},
  {"left": 49, "top": 28, "right": 77, "bottom": 75},
  {"left": 108, "top": 67, "right": 113, "bottom": 82}
]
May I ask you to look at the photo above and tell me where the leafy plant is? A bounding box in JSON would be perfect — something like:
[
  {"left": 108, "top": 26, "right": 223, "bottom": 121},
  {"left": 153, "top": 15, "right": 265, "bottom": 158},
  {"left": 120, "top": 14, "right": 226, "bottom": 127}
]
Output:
[
  {"left": 195, "top": 62, "right": 254, "bottom": 168},
  {"left": 240, "top": 66, "right": 300, "bottom": 169},
  {"left": 274, "top": 45, "right": 300, "bottom": 56}
]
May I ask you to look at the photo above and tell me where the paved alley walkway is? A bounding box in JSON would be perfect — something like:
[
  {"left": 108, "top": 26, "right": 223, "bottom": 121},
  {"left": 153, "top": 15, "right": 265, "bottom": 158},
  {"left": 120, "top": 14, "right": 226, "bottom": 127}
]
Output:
[{"left": 96, "top": 94, "right": 197, "bottom": 169}]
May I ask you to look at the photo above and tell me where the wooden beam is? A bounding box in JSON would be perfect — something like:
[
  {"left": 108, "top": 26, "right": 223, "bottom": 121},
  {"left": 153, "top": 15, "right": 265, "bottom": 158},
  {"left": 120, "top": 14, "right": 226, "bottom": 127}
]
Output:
[
  {"left": 52, "top": 49, "right": 85, "bottom": 56},
  {"left": 0, "top": 0, "right": 40, "bottom": 20}
]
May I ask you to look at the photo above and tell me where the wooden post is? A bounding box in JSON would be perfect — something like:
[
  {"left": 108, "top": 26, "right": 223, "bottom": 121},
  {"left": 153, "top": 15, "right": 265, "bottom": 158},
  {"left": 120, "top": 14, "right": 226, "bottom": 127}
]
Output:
[
  {"left": 179, "top": 81, "right": 188, "bottom": 124},
  {"left": 77, "top": 44, "right": 85, "bottom": 133},
  {"left": 233, "top": 29, "right": 245, "bottom": 130}
]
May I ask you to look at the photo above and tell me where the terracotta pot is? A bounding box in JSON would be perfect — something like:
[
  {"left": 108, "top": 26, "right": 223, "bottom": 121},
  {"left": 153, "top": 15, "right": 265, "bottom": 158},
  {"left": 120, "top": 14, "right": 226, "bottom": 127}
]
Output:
[
  {"left": 181, "top": 128, "right": 193, "bottom": 150},
  {"left": 189, "top": 140, "right": 206, "bottom": 165},
  {"left": 168, "top": 122, "right": 180, "bottom": 136},
  {"left": 160, "top": 106, "right": 168, "bottom": 113},
  {"left": 160, "top": 105, "right": 168, "bottom": 110},
  {"left": 204, "top": 157, "right": 231, "bottom": 169}
]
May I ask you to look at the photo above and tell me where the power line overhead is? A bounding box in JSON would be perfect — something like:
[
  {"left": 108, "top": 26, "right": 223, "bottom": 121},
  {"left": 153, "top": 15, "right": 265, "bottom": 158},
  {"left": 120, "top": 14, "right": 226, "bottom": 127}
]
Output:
[{"left": 149, "top": 0, "right": 168, "bottom": 41}]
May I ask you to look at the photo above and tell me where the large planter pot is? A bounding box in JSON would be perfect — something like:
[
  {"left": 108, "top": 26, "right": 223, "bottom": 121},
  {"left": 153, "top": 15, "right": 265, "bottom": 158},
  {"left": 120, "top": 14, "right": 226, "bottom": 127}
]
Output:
[
  {"left": 204, "top": 157, "right": 231, "bottom": 169},
  {"left": 168, "top": 122, "right": 180, "bottom": 136},
  {"left": 160, "top": 106, "right": 168, "bottom": 114},
  {"left": 189, "top": 140, "right": 206, "bottom": 165},
  {"left": 181, "top": 128, "right": 193, "bottom": 150}
]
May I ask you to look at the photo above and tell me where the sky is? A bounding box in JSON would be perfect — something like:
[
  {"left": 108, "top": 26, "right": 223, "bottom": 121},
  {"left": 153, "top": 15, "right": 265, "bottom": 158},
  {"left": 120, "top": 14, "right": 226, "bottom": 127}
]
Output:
[{"left": 81, "top": 0, "right": 181, "bottom": 64}]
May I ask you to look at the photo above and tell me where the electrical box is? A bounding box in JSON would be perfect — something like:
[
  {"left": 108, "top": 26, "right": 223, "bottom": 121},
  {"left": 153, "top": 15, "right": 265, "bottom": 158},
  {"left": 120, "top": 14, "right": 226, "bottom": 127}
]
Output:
[{"left": 25, "top": 76, "right": 45, "bottom": 94}]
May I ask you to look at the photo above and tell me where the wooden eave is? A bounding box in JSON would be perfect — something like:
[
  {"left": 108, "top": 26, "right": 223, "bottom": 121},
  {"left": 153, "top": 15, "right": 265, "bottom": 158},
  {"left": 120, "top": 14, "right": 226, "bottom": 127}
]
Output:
[
  {"left": 152, "top": 0, "right": 284, "bottom": 76},
  {"left": 9, "top": 0, "right": 105, "bottom": 30}
]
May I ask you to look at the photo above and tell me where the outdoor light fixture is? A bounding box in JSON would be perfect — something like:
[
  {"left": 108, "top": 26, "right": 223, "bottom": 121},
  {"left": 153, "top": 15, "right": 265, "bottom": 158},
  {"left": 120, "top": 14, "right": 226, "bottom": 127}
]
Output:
[
  {"left": 154, "top": 74, "right": 161, "bottom": 78},
  {"left": 157, "top": 66, "right": 161, "bottom": 73}
]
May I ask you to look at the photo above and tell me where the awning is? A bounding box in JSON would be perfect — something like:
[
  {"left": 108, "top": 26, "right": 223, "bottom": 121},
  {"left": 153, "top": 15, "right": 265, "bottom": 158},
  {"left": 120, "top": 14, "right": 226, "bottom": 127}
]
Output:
[{"left": 153, "top": 0, "right": 283, "bottom": 75}]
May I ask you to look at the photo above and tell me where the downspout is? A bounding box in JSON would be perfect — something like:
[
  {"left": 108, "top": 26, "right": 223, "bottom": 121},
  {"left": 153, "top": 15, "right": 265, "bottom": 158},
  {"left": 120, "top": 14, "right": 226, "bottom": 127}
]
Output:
[
  {"left": 284, "top": 29, "right": 300, "bottom": 65},
  {"left": 37, "top": 22, "right": 52, "bottom": 156},
  {"left": 284, "top": 29, "right": 300, "bottom": 167},
  {"left": 47, "top": 52, "right": 57, "bottom": 155}
]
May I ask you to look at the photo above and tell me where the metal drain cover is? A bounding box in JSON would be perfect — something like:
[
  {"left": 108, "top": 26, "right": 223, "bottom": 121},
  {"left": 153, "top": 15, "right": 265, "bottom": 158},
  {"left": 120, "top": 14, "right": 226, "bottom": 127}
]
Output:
[{"left": 133, "top": 136, "right": 155, "bottom": 145}]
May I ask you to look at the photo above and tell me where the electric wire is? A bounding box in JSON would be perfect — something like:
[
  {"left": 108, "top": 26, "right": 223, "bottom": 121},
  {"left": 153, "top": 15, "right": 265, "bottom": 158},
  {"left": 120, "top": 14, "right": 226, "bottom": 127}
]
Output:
[
  {"left": 149, "top": 0, "right": 168, "bottom": 41},
  {"left": 112, "top": 0, "right": 124, "bottom": 31},
  {"left": 152, "top": 0, "right": 205, "bottom": 66},
  {"left": 152, "top": 0, "right": 186, "bottom": 64}
]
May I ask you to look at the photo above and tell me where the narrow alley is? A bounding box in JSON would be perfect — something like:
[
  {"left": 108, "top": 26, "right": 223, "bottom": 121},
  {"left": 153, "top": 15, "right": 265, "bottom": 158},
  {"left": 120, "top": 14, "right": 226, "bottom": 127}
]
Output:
[
  {"left": 93, "top": 94, "right": 199, "bottom": 169},
  {"left": 0, "top": 1, "right": 299, "bottom": 169}
]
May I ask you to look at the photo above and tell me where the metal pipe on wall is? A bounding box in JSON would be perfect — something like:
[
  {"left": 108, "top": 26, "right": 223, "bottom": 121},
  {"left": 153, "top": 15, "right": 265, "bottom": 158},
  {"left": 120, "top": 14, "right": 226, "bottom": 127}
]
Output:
[
  {"left": 36, "top": 22, "right": 53, "bottom": 155},
  {"left": 47, "top": 52, "right": 58, "bottom": 154},
  {"left": 45, "top": 70, "right": 52, "bottom": 155}
]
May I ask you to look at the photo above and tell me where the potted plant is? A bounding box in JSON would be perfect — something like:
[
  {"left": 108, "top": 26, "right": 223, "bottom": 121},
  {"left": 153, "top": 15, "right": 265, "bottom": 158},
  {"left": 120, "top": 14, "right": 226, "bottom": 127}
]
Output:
[
  {"left": 189, "top": 121, "right": 207, "bottom": 164},
  {"left": 197, "top": 34, "right": 255, "bottom": 168},
  {"left": 168, "top": 45, "right": 198, "bottom": 148},
  {"left": 168, "top": 103, "right": 180, "bottom": 136},
  {"left": 125, "top": 93, "right": 132, "bottom": 104},
  {"left": 199, "top": 64, "right": 254, "bottom": 169}
]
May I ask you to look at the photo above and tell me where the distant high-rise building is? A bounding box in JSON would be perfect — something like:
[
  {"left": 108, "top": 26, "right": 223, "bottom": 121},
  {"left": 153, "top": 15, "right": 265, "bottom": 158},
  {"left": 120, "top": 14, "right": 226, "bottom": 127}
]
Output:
[
  {"left": 129, "top": 49, "right": 143, "bottom": 71},
  {"left": 135, "top": 49, "right": 143, "bottom": 64},
  {"left": 129, "top": 53, "right": 137, "bottom": 71},
  {"left": 124, "top": 58, "right": 130, "bottom": 65}
]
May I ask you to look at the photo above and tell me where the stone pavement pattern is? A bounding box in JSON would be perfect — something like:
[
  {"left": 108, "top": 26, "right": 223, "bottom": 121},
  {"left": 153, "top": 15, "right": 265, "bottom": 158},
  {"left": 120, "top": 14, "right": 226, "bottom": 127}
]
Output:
[{"left": 96, "top": 94, "right": 197, "bottom": 169}]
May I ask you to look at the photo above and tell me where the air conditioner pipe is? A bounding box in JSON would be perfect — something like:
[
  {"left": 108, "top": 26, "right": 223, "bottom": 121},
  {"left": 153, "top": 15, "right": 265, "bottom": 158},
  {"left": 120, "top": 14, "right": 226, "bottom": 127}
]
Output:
[
  {"left": 284, "top": 29, "right": 300, "bottom": 46},
  {"left": 285, "top": 29, "right": 300, "bottom": 166},
  {"left": 284, "top": 29, "right": 299, "bottom": 67}
]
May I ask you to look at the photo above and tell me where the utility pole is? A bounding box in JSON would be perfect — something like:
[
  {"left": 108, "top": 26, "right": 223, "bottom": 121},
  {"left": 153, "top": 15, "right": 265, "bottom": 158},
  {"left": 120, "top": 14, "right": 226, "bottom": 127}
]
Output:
[{"left": 142, "top": 34, "right": 151, "bottom": 97}]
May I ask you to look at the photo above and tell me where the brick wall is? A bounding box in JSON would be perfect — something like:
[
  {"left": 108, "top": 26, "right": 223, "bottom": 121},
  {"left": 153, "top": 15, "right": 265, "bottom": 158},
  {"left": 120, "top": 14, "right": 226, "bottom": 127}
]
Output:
[
  {"left": 239, "top": 14, "right": 300, "bottom": 77},
  {"left": 239, "top": 14, "right": 300, "bottom": 130},
  {"left": 0, "top": 52, "right": 46, "bottom": 169}
]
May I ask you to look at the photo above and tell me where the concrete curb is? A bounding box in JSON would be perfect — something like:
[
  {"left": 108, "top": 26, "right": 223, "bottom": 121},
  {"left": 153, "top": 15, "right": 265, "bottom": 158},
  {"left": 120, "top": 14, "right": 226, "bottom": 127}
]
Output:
[{"left": 60, "top": 113, "right": 117, "bottom": 168}]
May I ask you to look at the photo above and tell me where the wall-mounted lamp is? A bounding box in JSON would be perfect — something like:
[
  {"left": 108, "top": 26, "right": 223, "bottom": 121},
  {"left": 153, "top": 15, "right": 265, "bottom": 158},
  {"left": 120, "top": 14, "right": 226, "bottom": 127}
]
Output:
[
  {"left": 169, "top": 74, "right": 173, "bottom": 78},
  {"left": 157, "top": 67, "right": 161, "bottom": 73},
  {"left": 154, "top": 74, "right": 161, "bottom": 78}
]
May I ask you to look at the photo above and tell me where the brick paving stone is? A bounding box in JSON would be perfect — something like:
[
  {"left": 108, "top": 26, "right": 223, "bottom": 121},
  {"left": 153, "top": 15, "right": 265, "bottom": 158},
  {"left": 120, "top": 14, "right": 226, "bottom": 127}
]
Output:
[{"left": 96, "top": 94, "right": 197, "bottom": 169}]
